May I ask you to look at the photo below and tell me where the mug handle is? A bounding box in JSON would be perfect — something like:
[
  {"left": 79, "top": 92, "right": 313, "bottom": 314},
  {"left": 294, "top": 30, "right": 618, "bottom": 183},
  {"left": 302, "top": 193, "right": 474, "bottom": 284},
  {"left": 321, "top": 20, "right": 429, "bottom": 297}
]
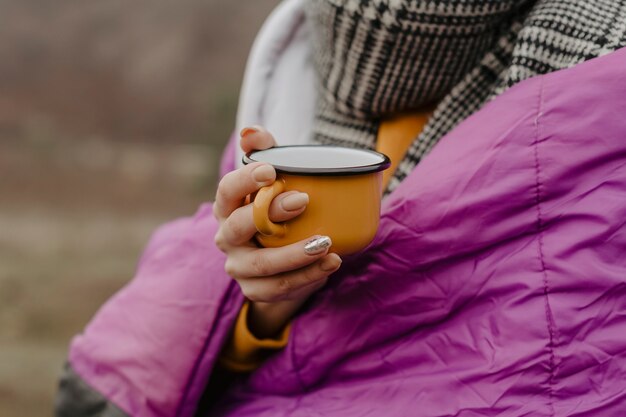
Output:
[{"left": 253, "top": 180, "right": 287, "bottom": 237}]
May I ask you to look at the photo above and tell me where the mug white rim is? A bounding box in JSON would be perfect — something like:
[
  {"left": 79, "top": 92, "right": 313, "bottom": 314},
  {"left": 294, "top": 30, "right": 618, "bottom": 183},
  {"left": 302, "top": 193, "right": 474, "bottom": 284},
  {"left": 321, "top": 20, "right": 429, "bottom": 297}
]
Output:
[{"left": 242, "top": 145, "right": 391, "bottom": 176}]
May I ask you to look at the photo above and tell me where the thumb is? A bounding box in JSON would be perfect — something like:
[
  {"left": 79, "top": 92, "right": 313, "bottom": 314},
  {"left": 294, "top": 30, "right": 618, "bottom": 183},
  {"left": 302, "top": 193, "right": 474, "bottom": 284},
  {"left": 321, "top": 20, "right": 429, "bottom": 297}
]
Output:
[{"left": 240, "top": 125, "right": 277, "bottom": 153}]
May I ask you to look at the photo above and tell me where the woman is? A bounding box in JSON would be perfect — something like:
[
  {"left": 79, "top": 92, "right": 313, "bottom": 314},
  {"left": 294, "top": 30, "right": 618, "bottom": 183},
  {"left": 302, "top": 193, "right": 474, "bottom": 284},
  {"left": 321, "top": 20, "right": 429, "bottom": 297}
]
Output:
[{"left": 57, "top": 1, "right": 626, "bottom": 416}]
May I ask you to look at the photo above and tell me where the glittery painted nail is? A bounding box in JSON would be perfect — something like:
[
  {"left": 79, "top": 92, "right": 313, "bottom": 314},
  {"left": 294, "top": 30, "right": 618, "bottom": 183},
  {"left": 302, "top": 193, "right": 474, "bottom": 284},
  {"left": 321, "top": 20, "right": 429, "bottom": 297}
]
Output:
[{"left": 304, "top": 236, "right": 332, "bottom": 255}]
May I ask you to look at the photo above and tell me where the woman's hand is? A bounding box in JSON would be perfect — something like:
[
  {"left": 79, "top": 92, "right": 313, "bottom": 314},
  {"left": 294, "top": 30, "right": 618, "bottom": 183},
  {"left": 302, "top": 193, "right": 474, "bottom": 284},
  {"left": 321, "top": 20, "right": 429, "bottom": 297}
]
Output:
[{"left": 213, "top": 126, "right": 342, "bottom": 338}]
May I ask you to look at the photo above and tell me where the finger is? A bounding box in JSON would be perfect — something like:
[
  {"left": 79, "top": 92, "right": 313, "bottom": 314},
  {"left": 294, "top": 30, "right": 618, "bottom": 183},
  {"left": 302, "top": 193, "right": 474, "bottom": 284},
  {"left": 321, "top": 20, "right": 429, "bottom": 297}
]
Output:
[
  {"left": 214, "top": 162, "right": 275, "bottom": 220},
  {"left": 225, "top": 235, "right": 333, "bottom": 279},
  {"left": 240, "top": 125, "right": 277, "bottom": 153},
  {"left": 219, "top": 192, "right": 308, "bottom": 246},
  {"left": 215, "top": 204, "right": 256, "bottom": 249},
  {"left": 268, "top": 191, "right": 308, "bottom": 223},
  {"left": 238, "top": 253, "right": 342, "bottom": 302},
  {"left": 283, "top": 275, "right": 329, "bottom": 301}
]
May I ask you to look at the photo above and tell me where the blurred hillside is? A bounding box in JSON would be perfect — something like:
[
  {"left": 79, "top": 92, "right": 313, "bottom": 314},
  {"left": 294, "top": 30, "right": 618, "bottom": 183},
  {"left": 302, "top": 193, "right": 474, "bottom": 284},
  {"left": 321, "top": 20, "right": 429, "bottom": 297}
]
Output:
[
  {"left": 0, "top": 1, "right": 279, "bottom": 416},
  {"left": 0, "top": 0, "right": 279, "bottom": 144}
]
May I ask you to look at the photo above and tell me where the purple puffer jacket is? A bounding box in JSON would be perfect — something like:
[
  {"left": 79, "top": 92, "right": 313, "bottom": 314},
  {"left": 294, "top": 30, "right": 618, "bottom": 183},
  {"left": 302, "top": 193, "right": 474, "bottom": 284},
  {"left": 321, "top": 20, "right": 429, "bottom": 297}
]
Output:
[{"left": 62, "top": 48, "right": 626, "bottom": 417}]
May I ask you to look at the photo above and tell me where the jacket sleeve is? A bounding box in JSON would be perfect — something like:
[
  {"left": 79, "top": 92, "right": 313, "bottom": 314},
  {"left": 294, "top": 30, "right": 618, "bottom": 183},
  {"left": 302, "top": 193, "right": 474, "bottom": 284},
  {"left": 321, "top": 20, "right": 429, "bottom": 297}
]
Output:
[
  {"left": 56, "top": 134, "right": 245, "bottom": 417},
  {"left": 55, "top": 363, "right": 128, "bottom": 417},
  {"left": 218, "top": 301, "right": 290, "bottom": 372}
]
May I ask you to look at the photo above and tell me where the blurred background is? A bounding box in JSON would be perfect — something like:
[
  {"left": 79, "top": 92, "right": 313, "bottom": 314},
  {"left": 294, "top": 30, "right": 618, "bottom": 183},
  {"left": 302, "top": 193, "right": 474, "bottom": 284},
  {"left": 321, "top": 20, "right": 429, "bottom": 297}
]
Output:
[{"left": 0, "top": 0, "right": 279, "bottom": 415}]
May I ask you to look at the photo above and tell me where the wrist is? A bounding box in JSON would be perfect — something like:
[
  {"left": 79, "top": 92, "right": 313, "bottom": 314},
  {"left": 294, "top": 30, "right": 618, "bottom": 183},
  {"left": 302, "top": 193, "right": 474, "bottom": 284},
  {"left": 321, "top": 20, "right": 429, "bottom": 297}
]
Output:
[{"left": 248, "top": 299, "right": 305, "bottom": 339}]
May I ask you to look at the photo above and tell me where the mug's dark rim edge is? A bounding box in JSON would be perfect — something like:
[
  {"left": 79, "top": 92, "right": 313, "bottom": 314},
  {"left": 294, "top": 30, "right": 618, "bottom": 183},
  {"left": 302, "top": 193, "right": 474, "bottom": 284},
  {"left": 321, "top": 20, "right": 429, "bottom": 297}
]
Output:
[{"left": 242, "top": 145, "right": 391, "bottom": 176}]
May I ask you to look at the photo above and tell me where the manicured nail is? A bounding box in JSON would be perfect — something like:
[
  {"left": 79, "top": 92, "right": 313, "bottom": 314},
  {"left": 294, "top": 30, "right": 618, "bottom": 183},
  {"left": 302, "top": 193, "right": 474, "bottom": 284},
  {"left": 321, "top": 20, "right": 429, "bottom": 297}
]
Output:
[
  {"left": 240, "top": 126, "right": 260, "bottom": 139},
  {"left": 304, "top": 236, "right": 332, "bottom": 255},
  {"left": 252, "top": 164, "right": 274, "bottom": 183},
  {"left": 281, "top": 192, "right": 309, "bottom": 212},
  {"left": 320, "top": 254, "right": 342, "bottom": 272}
]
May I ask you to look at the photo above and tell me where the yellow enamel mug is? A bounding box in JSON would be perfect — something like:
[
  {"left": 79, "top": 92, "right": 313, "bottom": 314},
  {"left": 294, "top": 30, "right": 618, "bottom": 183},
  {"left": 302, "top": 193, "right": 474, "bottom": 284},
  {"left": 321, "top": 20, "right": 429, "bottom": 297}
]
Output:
[{"left": 243, "top": 145, "right": 390, "bottom": 256}]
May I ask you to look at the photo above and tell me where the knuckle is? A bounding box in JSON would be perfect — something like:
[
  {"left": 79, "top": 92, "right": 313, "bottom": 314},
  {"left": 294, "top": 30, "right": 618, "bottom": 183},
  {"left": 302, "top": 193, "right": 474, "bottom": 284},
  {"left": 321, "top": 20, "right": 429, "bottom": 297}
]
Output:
[
  {"left": 216, "top": 182, "right": 233, "bottom": 204},
  {"left": 216, "top": 171, "right": 242, "bottom": 200},
  {"left": 239, "top": 285, "right": 257, "bottom": 301},
  {"left": 224, "top": 259, "right": 237, "bottom": 278},
  {"left": 220, "top": 170, "right": 236, "bottom": 186},
  {"left": 241, "top": 287, "right": 267, "bottom": 303},
  {"left": 215, "top": 178, "right": 227, "bottom": 201},
  {"left": 251, "top": 252, "right": 272, "bottom": 276},
  {"left": 304, "top": 264, "right": 323, "bottom": 283},
  {"left": 277, "top": 277, "right": 292, "bottom": 296},
  {"left": 225, "top": 216, "right": 245, "bottom": 241},
  {"left": 212, "top": 204, "right": 221, "bottom": 221},
  {"left": 214, "top": 231, "right": 226, "bottom": 251}
]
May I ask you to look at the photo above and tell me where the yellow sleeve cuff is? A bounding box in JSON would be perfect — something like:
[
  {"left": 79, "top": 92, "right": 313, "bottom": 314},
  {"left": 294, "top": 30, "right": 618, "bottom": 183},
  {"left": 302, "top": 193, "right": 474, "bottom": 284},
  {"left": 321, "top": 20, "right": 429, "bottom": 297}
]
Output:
[{"left": 218, "top": 301, "right": 291, "bottom": 372}]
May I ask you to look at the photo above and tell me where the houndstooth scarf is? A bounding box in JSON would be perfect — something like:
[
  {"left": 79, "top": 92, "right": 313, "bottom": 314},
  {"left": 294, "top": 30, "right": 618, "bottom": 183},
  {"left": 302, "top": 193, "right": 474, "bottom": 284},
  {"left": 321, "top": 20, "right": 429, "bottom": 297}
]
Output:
[{"left": 305, "top": 0, "right": 626, "bottom": 194}]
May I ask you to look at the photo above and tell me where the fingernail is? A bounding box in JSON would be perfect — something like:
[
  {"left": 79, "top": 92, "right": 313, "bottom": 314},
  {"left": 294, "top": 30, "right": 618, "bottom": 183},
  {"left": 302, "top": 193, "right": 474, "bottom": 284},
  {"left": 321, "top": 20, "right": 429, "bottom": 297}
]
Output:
[
  {"left": 281, "top": 192, "right": 309, "bottom": 212},
  {"left": 304, "top": 236, "right": 332, "bottom": 255},
  {"left": 240, "top": 126, "right": 260, "bottom": 139},
  {"left": 320, "top": 254, "right": 342, "bottom": 272},
  {"left": 252, "top": 164, "right": 274, "bottom": 184}
]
